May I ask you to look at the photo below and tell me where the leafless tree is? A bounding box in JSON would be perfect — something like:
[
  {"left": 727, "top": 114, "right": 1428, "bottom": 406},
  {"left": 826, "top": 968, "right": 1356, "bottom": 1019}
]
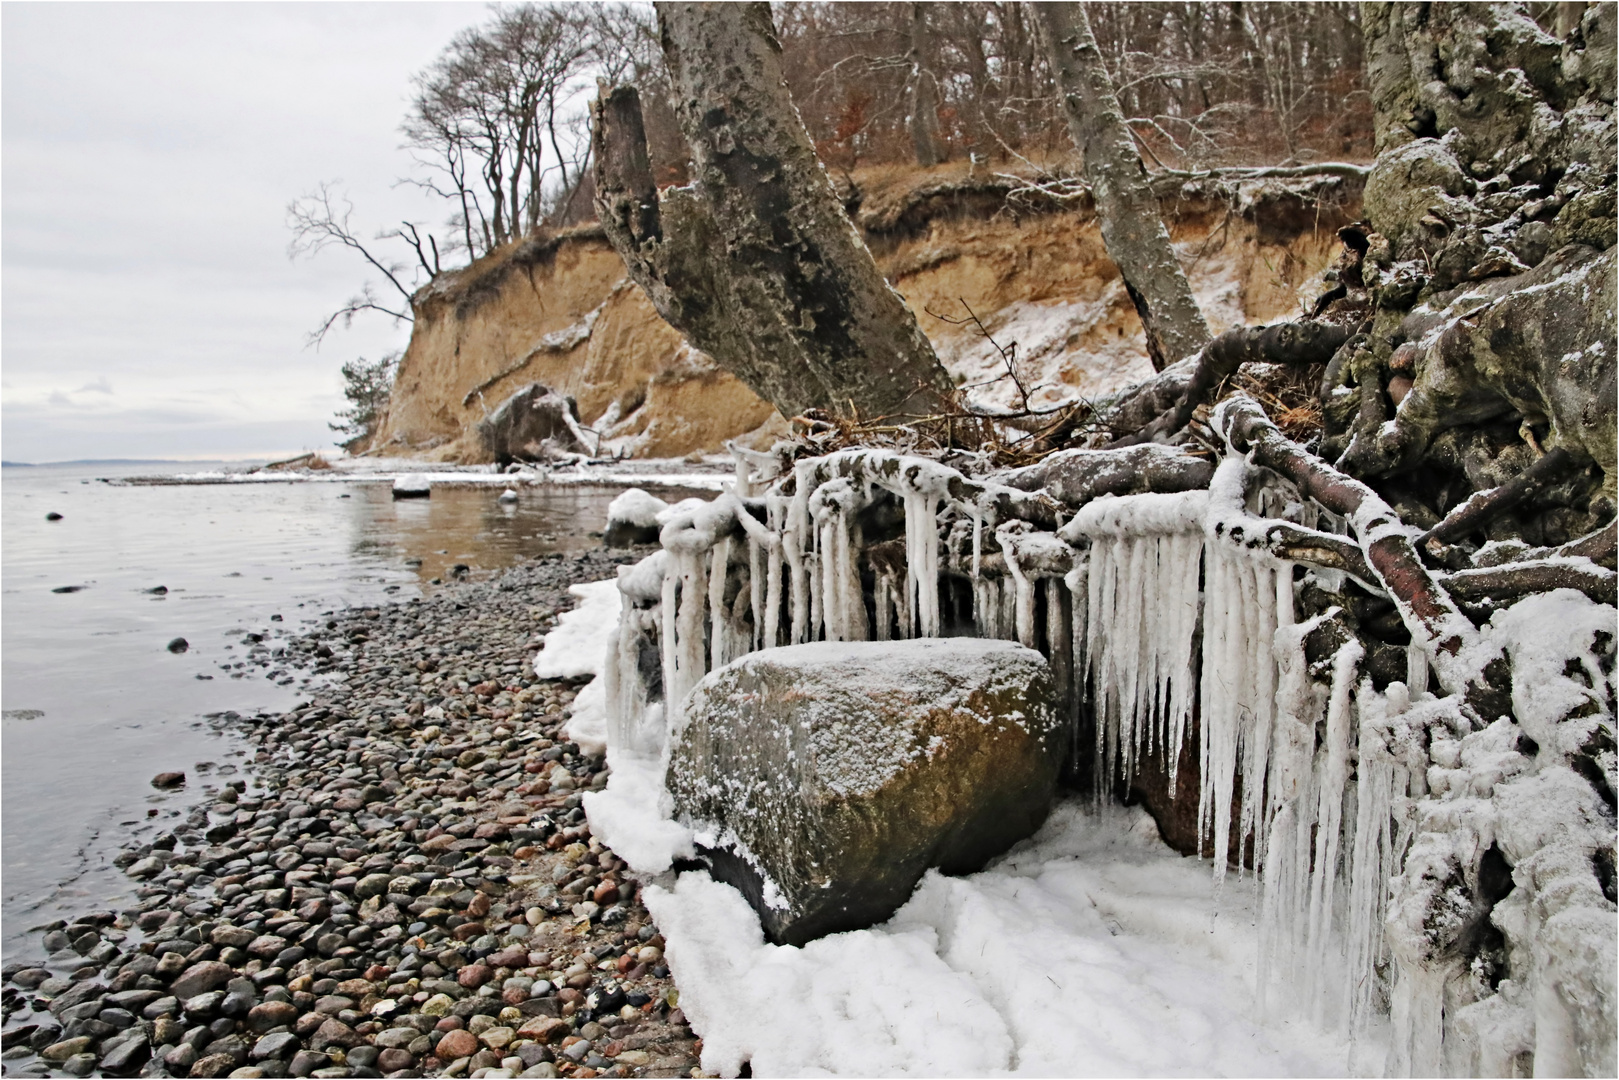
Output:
[
  {"left": 402, "top": 3, "right": 657, "bottom": 259},
  {"left": 286, "top": 183, "right": 440, "bottom": 346}
]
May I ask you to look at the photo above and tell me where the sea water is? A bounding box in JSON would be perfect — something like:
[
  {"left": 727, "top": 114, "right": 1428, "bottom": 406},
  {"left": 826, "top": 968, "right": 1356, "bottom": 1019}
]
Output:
[{"left": 0, "top": 462, "right": 630, "bottom": 960}]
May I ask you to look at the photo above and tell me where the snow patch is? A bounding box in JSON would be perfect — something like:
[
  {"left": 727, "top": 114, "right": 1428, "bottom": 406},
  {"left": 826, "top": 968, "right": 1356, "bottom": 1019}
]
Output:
[{"left": 644, "top": 801, "right": 1374, "bottom": 1078}]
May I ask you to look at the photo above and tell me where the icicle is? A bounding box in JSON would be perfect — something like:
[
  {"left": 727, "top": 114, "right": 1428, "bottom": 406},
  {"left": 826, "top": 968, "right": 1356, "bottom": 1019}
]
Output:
[
  {"left": 660, "top": 568, "right": 679, "bottom": 705},
  {"left": 818, "top": 519, "right": 839, "bottom": 641},
  {"left": 1261, "top": 609, "right": 1325, "bottom": 1009},
  {"left": 1346, "top": 682, "right": 1408, "bottom": 1036},
  {"left": 1044, "top": 576, "right": 1071, "bottom": 708},
  {"left": 840, "top": 514, "right": 867, "bottom": 641},
  {"left": 1164, "top": 531, "right": 1202, "bottom": 790},
  {"left": 660, "top": 547, "right": 710, "bottom": 717},
  {"left": 709, "top": 536, "right": 731, "bottom": 668},
  {"left": 1303, "top": 634, "right": 1363, "bottom": 1017},
  {"left": 807, "top": 548, "right": 823, "bottom": 643},
  {"left": 763, "top": 499, "right": 783, "bottom": 650},
  {"left": 1116, "top": 535, "right": 1145, "bottom": 780},
  {"left": 786, "top": 467, "right": 811, "bottom": 645},
  {"left": 971, "top": 502, "right": 983, "bottom": 580},
  {"left": 1405, "top": 642, "right": 1428, "bottom": 695},
  {"left": 1088, "top": 536, "right": 1118, "bottom": 785},
  {"left": 1238, "top": 559, "right": 1281, "bottom": 875},
  {"left": 1066, "top": 560, "right": 1089, "bottom": 777},
  {"left": 1199, "top": 545, "right": 1245, "bottom": 878},
  {"left": 874, "top": 573, "right": 893, "bottom": 642},
  {"left": 997, "top": 525, "right": 1037, "bottom": 648},
  {"left": 903, "top": 491, "right": 941, "bottom": 637},
  {"left": 748, "top": 533, "right": 764, "bottom": 652}
]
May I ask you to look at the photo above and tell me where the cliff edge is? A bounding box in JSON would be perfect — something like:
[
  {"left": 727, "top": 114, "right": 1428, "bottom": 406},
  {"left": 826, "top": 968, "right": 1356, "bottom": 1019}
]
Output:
[{"left": 368, "top": 164, "right": 1362, "bottom": 461}]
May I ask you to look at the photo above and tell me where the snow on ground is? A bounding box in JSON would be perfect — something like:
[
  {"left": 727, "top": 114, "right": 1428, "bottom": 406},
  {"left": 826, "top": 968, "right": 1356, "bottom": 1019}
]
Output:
[
  {"left": 645, "top": 802, "right": 1381, "bottom": 1078},
  {"left": 117, "top": 455, "right": 733, "bottom": 491},
  {"left": 533, "top": 578, "right": 621, "bottom": 755},
  {"left": 542, "top": 578, "right": 1386, "bottom": 1078}
]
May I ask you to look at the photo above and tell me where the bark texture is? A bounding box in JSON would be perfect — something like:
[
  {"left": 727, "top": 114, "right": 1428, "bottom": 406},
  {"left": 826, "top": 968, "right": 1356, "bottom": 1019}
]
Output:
[
  {"left": 1327, "top": 2, "right": 1617, "bottom": 508},
  {"left": 906, "top": 3, "right": 945, "bottom": 168},
  {"left": 1035, "top": 2, "right": 1212, "bottom": 372},
  {"left": 592, "top": 3, "right": 954, "bottom": 422}
]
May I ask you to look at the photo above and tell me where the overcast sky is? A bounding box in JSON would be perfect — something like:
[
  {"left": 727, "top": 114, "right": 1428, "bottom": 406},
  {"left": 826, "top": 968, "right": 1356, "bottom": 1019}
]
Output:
[{"left": 3, "top": 2, "right": 495, "bottom": 462}]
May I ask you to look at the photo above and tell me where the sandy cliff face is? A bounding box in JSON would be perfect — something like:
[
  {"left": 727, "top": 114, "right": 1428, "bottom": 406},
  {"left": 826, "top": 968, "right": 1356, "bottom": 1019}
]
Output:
[{"left": 370, "top": 167, "right": 1359, "bottom": 460}]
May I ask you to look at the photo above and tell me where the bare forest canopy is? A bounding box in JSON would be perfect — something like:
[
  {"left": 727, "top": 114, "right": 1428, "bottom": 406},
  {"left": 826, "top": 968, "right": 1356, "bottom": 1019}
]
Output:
[{"left": 292, "top": 1, "right": 1380, "bottom": 378}]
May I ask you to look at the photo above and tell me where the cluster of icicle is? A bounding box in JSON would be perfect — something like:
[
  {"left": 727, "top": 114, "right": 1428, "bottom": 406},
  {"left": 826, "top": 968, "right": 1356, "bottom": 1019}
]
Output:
[{"left": 601, "top": 441, "right": 1615, "bottom": 1074}]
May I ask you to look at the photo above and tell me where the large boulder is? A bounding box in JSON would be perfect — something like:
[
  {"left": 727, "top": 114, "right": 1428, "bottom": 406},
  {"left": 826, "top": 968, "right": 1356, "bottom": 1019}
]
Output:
[
  {"left": 667, "top": 638, "right": 1065, "bottom": 945},
  {"left": 476, "top": 383, "right": 589, "bottom": 465}
]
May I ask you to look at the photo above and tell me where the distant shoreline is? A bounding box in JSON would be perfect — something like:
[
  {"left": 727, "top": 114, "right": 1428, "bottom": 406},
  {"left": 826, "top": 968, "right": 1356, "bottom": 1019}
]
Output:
[{"left": 3, "top": 458, "right": 269, "bottom": 468}]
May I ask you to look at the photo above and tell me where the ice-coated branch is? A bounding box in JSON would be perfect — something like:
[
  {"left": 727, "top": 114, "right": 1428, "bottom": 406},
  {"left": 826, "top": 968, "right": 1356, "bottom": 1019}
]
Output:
[
  {"left": 1203, "top": 457, "right": 1376, "bottom": 584},
  {"left": 793, "top": 448, "right": 1064, "bottom": 530},
  {"left": 1443, "top": 559, "right": 1618, "bottom": 618},
  {"left": 1212, "top": 393, "right": 1486, "bottom": 699},
  {"left": 998, "top": 444, "right": 1213, "bottom": 508}
]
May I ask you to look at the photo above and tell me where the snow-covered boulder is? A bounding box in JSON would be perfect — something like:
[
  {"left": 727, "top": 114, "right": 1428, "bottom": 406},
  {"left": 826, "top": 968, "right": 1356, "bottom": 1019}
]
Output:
[
  {"left": 604, "top": 487, "right": 668, "bottom": 547},
  {"left": 667, "top": 638, "right": 1065, "bottom": 945},
  {"left": 392, "top": 473, "right": 431, "bottom": 499}
]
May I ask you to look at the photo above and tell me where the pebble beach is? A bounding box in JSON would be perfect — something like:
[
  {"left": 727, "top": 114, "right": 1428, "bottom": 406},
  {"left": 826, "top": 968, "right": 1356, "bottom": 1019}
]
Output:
[{"left": 1, "top": 548, "right": 705, "bottom": 1080}]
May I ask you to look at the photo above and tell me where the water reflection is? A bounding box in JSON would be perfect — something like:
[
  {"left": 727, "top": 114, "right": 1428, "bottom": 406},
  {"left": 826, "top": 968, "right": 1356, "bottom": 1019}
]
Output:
[{"left": 343, "top": 482, "right": 691, "bottom": 584}]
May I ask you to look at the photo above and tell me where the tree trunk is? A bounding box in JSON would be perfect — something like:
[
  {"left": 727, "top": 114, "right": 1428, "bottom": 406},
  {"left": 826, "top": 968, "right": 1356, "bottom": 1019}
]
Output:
[
  {"left": 1035, "top": 1, "right": 1212, "bottom": 372},
  {"left": 907, "top": 3, "right": 945, "bottom": 168},
  {"left": 591, "top": 2, "right": 955, "bottom": 422}
]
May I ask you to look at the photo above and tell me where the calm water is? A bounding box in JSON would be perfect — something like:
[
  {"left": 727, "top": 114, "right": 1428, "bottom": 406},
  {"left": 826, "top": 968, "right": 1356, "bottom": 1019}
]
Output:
[{"left": 0, "top": 462, "right": 649, "bottom": 960}]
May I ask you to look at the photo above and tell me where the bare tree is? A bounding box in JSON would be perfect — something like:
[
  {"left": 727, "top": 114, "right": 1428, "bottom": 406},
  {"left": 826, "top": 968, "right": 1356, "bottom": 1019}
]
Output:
[
  {"left": 402, "top": 3, "right": 656, "bottom": 259},
  {"left": 1035, "top": 2, "right": 1212, "bottom": 371},
  {"left": 287, "top": 183, "right": 438, "bottom": 346}
]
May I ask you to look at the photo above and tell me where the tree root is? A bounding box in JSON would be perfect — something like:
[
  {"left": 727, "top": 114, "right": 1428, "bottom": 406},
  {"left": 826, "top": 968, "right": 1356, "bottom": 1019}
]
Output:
[
  {"left": 1108, "top": 319, "right": 1355, "bottom": 448},
  {"left": 997, "top": 444, "right": 1213, "bottom": 507},
  {"left": 1420, "top": 447, "right": 1579, "bottom": 547},
  {"left": 1213, "top": 393, "right": 1488, "bottom": 699}
]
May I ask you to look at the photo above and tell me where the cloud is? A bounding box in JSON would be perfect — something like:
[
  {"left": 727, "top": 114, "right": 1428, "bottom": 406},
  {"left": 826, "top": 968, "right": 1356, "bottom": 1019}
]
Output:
[{"left": 2, "top": 3, "right": 481, "bottom": 462}]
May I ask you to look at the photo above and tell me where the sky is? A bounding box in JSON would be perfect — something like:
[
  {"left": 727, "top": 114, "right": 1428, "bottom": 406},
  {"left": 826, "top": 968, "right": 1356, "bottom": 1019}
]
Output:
[{"left": 2, "top": 2, "right": 496, "bottom": 462}]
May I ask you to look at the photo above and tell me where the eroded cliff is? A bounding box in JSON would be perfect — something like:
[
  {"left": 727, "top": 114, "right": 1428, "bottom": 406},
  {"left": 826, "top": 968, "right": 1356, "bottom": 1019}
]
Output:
[{"left": 369, "top": 164, "right": 1362, "bottom": 461}]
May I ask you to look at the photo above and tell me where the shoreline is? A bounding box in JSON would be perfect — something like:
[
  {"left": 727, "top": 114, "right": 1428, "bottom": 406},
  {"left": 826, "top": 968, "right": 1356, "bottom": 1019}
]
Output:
[{"left": 1, "top": 549, "right": 703, "bottom": 1080}]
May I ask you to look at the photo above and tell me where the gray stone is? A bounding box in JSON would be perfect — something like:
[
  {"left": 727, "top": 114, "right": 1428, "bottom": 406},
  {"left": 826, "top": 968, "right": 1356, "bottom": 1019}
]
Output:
[
  {"left": 184, "top": 991, "right": 225, "bottom": 1018},
  {"left": 669, "top": 638, "right": 1065, "bottom": 945},
  {"left": 288, "top": 1049, "right": 330, "bottom": 1077},
  {"left": 60, "top": 1052, "right": 98, "bottom": 1076},
  {"left": 143, "top": 996, "right": 179, "bottom": 1020},
  {"left": 99, "top": 1034, "right": 151, "bottom": 1074},
  {"left": 171, "top": 961, "right": 233, "bottom": 1000},
  {"left": 251, "top": 1032, "right": 299, "bottom": 1061},
  {"left": 352, "top": 874, "right": 392, "bottom": 901}
]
